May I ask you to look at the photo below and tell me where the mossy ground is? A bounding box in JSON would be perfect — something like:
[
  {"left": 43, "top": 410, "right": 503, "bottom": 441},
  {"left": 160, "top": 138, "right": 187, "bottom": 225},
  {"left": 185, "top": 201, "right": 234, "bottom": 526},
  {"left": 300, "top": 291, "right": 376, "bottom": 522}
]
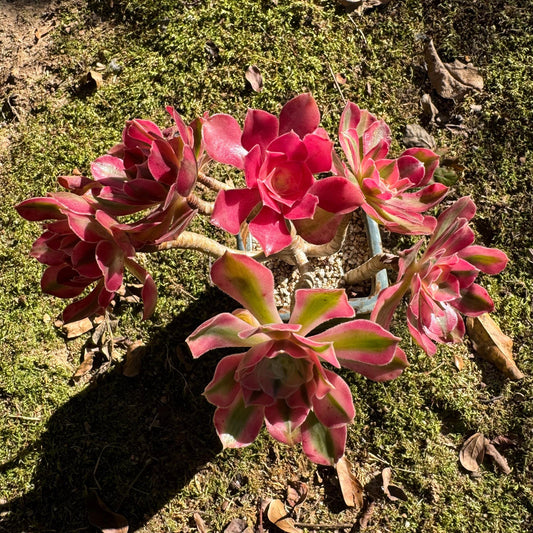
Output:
[{"left": 1, "top": 0, "right": 532, "bottom": 531}]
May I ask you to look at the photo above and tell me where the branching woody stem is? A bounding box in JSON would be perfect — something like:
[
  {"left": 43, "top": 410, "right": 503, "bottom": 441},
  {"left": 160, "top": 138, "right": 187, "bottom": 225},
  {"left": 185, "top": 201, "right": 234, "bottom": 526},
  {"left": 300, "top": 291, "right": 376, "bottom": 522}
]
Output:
[
  {"left": 197, "top": 172, "right": 232, "bottom": 191},
  {"left": 186, "top": 194, "right": 214, "bottom": 215},
  {"left": 150, "top": 231, "right": 234, "bottom": 257},
  {"left": 344, "top": 253, "right": 398, "bottom": 285}
]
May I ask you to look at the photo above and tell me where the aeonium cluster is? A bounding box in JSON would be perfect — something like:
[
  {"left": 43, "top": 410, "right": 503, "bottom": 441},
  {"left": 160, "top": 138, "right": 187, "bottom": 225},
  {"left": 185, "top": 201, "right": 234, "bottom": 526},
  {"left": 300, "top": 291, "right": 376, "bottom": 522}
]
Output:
[{"left": 16, "top": 93, "right": 508, "bottom": 465}]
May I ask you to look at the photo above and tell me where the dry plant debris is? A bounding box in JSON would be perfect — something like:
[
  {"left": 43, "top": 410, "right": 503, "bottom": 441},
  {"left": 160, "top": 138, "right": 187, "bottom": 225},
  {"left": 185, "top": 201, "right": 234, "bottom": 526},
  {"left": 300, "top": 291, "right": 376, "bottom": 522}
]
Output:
[
  {"left": 335, "top": 456, "right": 364, "bottom": 509},
  {"left": 459, "top": 433, "right": 511, "bottom": 475},
  {"left": 381, "top": 467, "right": 408, "bottom": 502},
  {"left": 402, "top": 124, "right": 436, "bottom": 149},
  {"left": 266, "top": 499, "right": 302, "bottom": 533},
  {"left": 86, "top": 491, "right": 128, "bottom": 533},
  {"left": 466, "top": 313, "right": 525, "bottom": 380},
  {"left": 425, "top": 39, "right": 484, "bottom": 100},
  {"left": 245, "top": 65, "right": 263, "bottom": 92}
]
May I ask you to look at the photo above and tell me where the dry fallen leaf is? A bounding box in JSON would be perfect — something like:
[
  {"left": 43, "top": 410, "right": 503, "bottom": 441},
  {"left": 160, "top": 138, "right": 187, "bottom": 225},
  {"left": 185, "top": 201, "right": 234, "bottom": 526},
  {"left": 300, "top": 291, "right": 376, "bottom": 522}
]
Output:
[
  {"left": 223, "top": 518, "right": 251, "bottom": 533},
  {"left": 87, "top": 491, "right": 129, "bottom": 533},
  {"left": 122, "top": 340, "right": 145, "bottom": 378},
  {"left": 420, "top": 93, "right": 439, "bottom": 122},
  {"left": 403, "top": 124, "right": 436, "bottom": 149},
  {"left": 359, "top": 501, "right": 376, "bottom": 530},
  {"left": 336, "top": 456, "right": 364, "bottom": 509},
  {"left": 286, "top": 480, "right": 308, "bottom": 508},
  {"left": 62, "top": 317, "right": 94, "bottom": 339},
  {"left": 459, "top": 432, "right": 486, "bottom": 472},
  {"left": 466, "top": 314, "right": 524, "bottom": 380},
  {"left": 266, "top": 499, "right": 302, "bottom": 533},
  {"left": 484, "top": 438, "right": 511, "bottom": 475},
  {"left": 381, "top": 467, "right": 408, "bottom": 502},
  {"left": 194, "top": 512, "right": 209, "bottom": 533},
  {"left": 245, "top": 65, "right": 263, "bottom": 92},
  {"left": 425, "top": 39, "right": 483, "bottom": 100},
  {"left": 454, "top": 353, "right": 464, "bottom": 371},
  {"left": 72, "top": 349, "right": 96, "bottom": 381}
]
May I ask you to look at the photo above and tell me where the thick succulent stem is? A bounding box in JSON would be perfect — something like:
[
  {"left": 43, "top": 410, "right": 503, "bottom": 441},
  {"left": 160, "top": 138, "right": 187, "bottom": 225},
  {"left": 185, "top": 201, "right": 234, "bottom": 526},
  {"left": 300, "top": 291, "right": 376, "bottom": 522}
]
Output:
[
  {"left": 149, "top": 231, "right": 234, "bottom": 257},
  {"left": 344, "top": 253, "right": 398, "bottom": 285},
  {"left": 186, "top": 194, "right": 214, "bottom": 215},
  {"left": 197, "top": 172, "right": 232, "bottom": 191},
  {"left": 300, "top": 213, "right": 352, "bottom": 257}
]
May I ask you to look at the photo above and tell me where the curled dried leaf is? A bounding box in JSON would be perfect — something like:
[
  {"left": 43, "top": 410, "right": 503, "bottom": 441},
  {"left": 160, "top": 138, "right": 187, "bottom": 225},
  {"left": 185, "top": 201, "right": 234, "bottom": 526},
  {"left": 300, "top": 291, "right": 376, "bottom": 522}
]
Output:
[
  {"left": 466, "top": 314, "right": 524, "bottom": 380},
  {"left": 459, "top": 432, "right": 485, "bottom": 472},
  {"left": 403, "top": 124, "right": 436, "bottom": 149},
  {"left": 122, "top": 340, "right": 145, "bottom": 378},
  {"left": 381, "top": 467, "right": 408, "bottom": 502},
  {"left": 425, "top": 39, "right": 483, "bottom": 100},
  {"left": 245, "top": 65, "right": 263, "bottom": 92},
  {"left": 266, "top": 499, "right": 302, "bottom": 533},
  {"left": 86, "top": 491, "right": 129, "bottom": 533},
  {"left": 336, "top": 456, "right": 364, "bottom": 509},
  {"left": 286, "top": 480, "right": 308, "bottom": 508},
  {"left": 62, "top": 317, "right": 94, "bottom": 339},
  {"left": 484, "top": 438, "right": 511, "bottom": 475}
]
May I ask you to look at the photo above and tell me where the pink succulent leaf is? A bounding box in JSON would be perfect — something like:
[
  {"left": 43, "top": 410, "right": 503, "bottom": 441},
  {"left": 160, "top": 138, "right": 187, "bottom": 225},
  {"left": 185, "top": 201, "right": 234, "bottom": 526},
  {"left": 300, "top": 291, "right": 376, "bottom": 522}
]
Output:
[
  {"left": 426, "top": 224, "right": 476, "bottom": 259},
  {"left": 429, "top": 197, "right": 476, "bottom": 244},
  {"left": 362, "top": 120, "right": 391, "bottom": 160},
  {"left": 244, "top": 144, "right": 262, "bottom": 188},
  {"left": 308, "top": 176, "right": 363, "bottom": 214},
  {"left": 248, "top": 207, "right": 292, "bottom": 256},
  {"left": 399, "top": 183, "right": 449, "bottom": 211},
  {"left": 396, "top": 155, "right": 426, "bottom": 185},
  {"left": 342, "top": 346, "right": 409, "bottom": 381},
  {"left": 30, "top": 235, "right": 67, "bottom": 266},
  {"left": 203, "top": 114, "right": 247, "bottom": 169},
  {"left": 281, "top": 194, "right": 319, "bottom": 220},
  {"left": 71, "top": 241, "right": 101, "bottom": 278},
  {"left": 203, "top": 353, "right": 242, "bottom": 408},
  {"left": 41, "top": 265, "right": 87, "bottom": 298},
  {"left": 458, "top": 245, "right": 508, "bottom": 275},
  {"left": 58, "top": 175, "right": 100, "bottom": 195},
  {"left": 147, "top": 138, "right": 179, "bottom": 185},
  {"left": 278, "top": 93, "right": 320, "bottom": 138},
  {"left": 267, "top": 131, "right": 308, "bottom": 162},
  {"left": 152, "top": 206, "right": 196, "bottom": 245},
  {"left": 211, "top": 188, "right": 261, "bottom": 235},
  {"left": 65, "top": 213, "right": 108, "bottom": 243},
  {"left": 124, "top": 258, "right": 158, "bottom": 319},
  {"left": 291, "top": 334, "right": 340, "bottom": 368},
  {"left": 16, "top": 197, "right": 62, "bottom": 221},
  {"left": 264, "top": 400, "right": 307, "bottom": 445},
  {"left": 123, "top": 178, "right": 168, "bottom": 202},
  {"left": 186, "top": 312, "right": 266, "bottom": 358},
  {"left": 290, "top": 289, "right": 355, "bottom": 336},
  {"left": 371, "top": 280, "right": 412, "bottom": 328},
  {"left": 339, "top": 102, "right": 379, "bottom": 140},
  {"left": 301, "top": 411, "right": 346, "bottom": 466},
  {"left": 262, "top": 159, "right": 315, "bottom": 207},
  {"left": 238, "top": 322, "right": 301, "bottom": 341},
  {"left": 61, "top": 280, "right": 107, "bottom": 324},
  {"left": 91, "top": 155, "right": 126, "bottom": 180},
  {"left": 302, "top": 129, "right": 333, "bottom": 173},
  {"left": 210, "top": 252, "right": 282, "bottom": 324},
  {"left": 452, "top": 284, "right": 495, "bottom": 316},
  {"left": 292, "top": 207, "right": 345, "bottom": 245},
  {"left": 310, "top": 319, "right": 401, "bottom": 366},
  {"left": 177, "top": 143, "right": 198, "bottom": 197},
  {"left": 124, "top": 119, "right": 163, "bottom": 146},
  {"left": 312, "top": 370, "right": 355, "bottom": 428},
  {"left": 95, "top": 240, "right": 124, "bottom": 292},
  {"left": 339, "top": 130, "right": 361, "bottom": 174},
  {"left": 242, "top": 109, "right": 279, "bottom": 152},
  {"left": 213, "top": 394, "right": 264, "bottom": 448},
  {"left": 165, "top": 106, "right": 193, "bottom": 146},
  {"left": 363, "top": 201, "right": 438, "bottom": 235},
  {"left": 401, "top": 147, "right": 440, "bottom": 185}
]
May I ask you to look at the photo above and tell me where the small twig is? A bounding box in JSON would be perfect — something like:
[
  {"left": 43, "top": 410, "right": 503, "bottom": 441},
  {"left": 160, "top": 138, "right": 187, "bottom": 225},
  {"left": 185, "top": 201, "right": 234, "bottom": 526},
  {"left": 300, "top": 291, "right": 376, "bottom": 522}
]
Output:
[
  {"left": 327, "top": 62, "right": 346, "bottom": 105},
  {"left": 294, "top": 523, "right": 352, "bottom": 530},
  {"left": 7, "top": 414, "right": 42, "bottom": 421}
]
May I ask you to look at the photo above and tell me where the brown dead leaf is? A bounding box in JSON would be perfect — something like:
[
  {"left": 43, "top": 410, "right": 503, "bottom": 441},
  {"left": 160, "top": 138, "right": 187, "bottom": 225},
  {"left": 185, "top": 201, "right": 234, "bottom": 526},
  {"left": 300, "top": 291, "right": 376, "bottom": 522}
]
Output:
[
  {"left": 466, "top": 314, "right": 524, "bottom": 380},
  {"left": 72, "top": 350, "right": 96, "bottom": 381},
  {"left": 122, "top": 340, "right": 145, "bottom": 378},
  {"left": 403, "top": 124, "right": 436, "bottom": 149},
  {"left": 335, "top": 72, "right": 347, "bottom": 85},
  {"left": 425, "top": 39, "right": 483, "bottom": 100},
  {"left": 286, "top": 481, "right": 308, "bottom": 508},
  {"left": 454, "top": 353, "right": 464, "bottom": 371},
  {"left": 359, "top": 501, "right": 376, "bottom": 530},
  {"left": 87, "top": 491, "right": 128, "bottom": 533},
  {"left": 223, "top": 518, "right": 251, "bottom": 533},
  {"left": 62, "top": 317, "right": 94, "bottom": 339},
  {"left": 420, "top": 93, "right": 439, "bottom": 122},
  {"left": 381, "top": 467, "right": 408, "bottom": 502},
  {"left": 336, "top": 456, "right": 364, "bottom": 509},
  {"left": 459, "top": 432, "right": 486, "bottom": 472},
  {"left": 85, "top": 70, "right": 104, "bottom": 90},
  {"left": 484, "top": 438, "right": 511, "bottom": 475},
  {"left": 266, "top": 499, "right": 302, "bottom": 533},
  {"left": 245, "top": 65, "right": 263, "bottom": 92},
  {"left": 194, "top": 512, "right": 209, "bottom": 533}
]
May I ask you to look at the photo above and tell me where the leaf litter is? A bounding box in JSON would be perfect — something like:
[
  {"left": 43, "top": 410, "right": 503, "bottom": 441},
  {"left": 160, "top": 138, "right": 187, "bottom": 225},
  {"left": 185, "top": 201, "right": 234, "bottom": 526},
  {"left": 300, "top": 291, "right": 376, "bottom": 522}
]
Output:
[{"left": 459, "top": 432, "right": 511, "bottom": 475}]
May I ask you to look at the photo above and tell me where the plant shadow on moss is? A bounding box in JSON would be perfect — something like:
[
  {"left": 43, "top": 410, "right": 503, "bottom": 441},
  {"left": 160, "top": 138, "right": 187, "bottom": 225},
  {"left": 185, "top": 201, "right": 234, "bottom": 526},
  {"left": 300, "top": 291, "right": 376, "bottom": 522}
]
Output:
[{"left": 0, "top": 287, "right": 239, "bottom": 532}]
